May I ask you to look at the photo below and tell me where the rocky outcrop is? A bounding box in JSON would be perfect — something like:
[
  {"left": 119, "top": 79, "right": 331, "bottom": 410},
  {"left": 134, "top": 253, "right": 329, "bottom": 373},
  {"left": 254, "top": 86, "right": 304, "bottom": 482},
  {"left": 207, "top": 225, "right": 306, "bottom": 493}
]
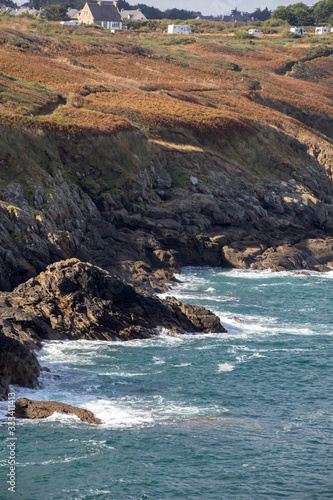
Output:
[
  {"left": 0, "top": 326, "right": 41, "bottom": 401},
  {"left": 0, "top": 259, "right": 226, "bottom": 399},
  {"left": 14, "top": 398, "right": 102, "bottom": 425},
  {"left": 0, "top": 259, "right": 226, "bottom": 340}
]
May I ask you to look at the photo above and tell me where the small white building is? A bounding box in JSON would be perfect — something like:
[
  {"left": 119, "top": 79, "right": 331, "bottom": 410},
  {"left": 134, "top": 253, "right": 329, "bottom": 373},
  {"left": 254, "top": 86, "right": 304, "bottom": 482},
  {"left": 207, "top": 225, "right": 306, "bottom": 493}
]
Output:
[
  {"left": 315, "top": 26, "right": 330, "bottom": 35},
  {"left": 168, "top": 24, "right": 192, "bottom": 34}
]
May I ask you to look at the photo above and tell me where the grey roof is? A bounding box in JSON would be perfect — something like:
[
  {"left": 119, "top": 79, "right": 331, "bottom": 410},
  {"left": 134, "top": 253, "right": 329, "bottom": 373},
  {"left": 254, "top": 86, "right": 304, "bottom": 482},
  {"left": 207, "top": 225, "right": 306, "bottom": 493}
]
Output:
[
  {"left": 67, "top": 8, "right": 80, "bottom": 18},
  {"left": 87, "top": 3, "right": 122, "bottom": 22},
  {"left": 121, "top": 9, "right": 139, "bottom": 16},
  {"left": 120, "top": 9, "right": 146, "bottom": 20}
]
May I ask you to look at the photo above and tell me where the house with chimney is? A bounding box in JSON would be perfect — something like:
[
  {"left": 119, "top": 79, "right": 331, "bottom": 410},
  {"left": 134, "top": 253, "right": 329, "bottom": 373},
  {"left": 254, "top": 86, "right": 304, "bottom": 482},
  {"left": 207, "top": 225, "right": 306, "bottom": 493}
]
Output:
[{"left": 78, "top": 1, "right": 122, "bottom": 30}]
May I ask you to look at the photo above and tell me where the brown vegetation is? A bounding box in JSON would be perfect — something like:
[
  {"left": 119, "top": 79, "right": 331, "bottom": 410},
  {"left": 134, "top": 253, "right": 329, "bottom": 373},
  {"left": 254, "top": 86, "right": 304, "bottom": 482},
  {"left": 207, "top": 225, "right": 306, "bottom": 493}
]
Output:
[{"left": 0, "top": 17, "right": 332, "bottom": 168}]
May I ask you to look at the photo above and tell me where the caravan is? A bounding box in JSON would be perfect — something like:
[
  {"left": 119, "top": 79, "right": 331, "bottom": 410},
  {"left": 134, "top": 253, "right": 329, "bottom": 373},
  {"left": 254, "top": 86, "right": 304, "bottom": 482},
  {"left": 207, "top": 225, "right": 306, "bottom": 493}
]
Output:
[
  {"left": 168, "top": 25, "right": 192, "bottom": 34},
  {"left": 315, "top": 26, "right": 330, "bottom": 35},
  {"left": 290, "top": 27, "right": 307, "bottom": 35}
]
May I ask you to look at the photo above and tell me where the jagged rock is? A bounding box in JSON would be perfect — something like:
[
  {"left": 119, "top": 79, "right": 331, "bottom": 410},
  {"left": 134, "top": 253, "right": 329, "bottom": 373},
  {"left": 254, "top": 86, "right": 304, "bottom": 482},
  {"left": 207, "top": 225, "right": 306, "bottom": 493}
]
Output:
[
  {"left": 0, "top": 326, "right": 41, "bottom": 400},
  {"left": 0, "top": 259, "right": 226, "bottom": 397},
  {"left": 251, "top": 245, "right": 317, "bottom": 272},
  {"left": 15, "top": 398, "right": 101, "bottom": 425},
  {"left": 178, "top": 302, "right": 226, "bottom": 333},
  {"left": 295, "top": 237, "right": 333, "bottom": 264},
  {"left": 222, "top": 245, "right": 264, "bottom": 269}
]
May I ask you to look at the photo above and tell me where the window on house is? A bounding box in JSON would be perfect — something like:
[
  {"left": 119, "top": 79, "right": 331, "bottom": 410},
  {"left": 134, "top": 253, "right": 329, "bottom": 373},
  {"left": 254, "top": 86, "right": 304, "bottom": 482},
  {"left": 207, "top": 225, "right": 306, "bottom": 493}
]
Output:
[{"left": 84, "top": 10, "right": 88, "bottom": 15}]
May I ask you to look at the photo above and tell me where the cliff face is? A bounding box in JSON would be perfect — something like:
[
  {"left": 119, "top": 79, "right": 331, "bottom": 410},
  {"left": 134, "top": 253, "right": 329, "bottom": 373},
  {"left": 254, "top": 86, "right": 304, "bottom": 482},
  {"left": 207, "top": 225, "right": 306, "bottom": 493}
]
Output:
[{"left": 0, "top": 125, "right": 332, "bottom": 294}]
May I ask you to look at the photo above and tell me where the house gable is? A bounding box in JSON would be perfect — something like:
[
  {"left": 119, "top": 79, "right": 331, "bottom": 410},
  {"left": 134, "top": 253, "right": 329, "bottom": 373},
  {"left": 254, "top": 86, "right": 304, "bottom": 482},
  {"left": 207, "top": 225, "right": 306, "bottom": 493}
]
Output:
[{"left": 79, "top": 2, "right": 122, "bottom": 28}]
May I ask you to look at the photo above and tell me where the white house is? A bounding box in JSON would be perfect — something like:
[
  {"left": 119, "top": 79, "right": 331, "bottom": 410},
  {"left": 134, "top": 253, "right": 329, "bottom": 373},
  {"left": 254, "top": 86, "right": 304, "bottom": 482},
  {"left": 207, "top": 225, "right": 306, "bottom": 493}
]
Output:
[
  {"left": 315, "top": 26, "right": 330, "bottom": 35},
  {"left": 79, "top": 1, "right": 122, "bottom": 30},
  {"left": 168, "top": 25, "right": 192, "bottom": 34}
]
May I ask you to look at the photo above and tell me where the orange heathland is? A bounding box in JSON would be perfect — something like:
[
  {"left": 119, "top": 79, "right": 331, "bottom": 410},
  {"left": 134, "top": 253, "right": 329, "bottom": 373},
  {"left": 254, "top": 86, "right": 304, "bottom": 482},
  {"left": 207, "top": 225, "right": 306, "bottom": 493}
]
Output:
[
  {"left": 0, "top": 19, "right": 332, "bottom": 143},
  {"left": 84, "top": 89, "right": 251, "bottom": 136}
]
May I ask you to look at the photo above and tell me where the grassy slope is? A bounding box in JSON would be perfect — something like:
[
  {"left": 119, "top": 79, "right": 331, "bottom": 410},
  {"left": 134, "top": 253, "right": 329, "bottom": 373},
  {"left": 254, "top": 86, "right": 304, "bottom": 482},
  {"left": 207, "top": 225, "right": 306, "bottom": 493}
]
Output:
[{"left": 0, "top": 17, "right": 332, "bottom": 198}]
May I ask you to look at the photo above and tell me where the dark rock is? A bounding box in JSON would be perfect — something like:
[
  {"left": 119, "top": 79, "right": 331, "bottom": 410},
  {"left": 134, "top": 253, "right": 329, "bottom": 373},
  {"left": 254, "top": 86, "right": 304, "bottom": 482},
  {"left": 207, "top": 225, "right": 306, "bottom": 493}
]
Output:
[
  {"left": 0, "top": 325, "right": 40, "bottom": 401},
  {"left": 15, "top": 397, "right": 101, "bottom": 425}
]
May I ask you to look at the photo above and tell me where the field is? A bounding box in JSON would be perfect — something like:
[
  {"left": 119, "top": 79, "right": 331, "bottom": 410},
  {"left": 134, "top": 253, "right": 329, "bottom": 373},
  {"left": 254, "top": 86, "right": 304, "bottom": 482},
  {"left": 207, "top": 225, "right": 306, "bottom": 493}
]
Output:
[{"left": 0, "top": 17, "right": 332, "bottom": 176}]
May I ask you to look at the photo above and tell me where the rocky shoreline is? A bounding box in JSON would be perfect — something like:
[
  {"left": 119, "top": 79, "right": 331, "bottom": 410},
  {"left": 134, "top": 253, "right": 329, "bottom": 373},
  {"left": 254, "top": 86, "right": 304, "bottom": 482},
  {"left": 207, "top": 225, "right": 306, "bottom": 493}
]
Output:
[
  {"left": 0, "top": 259, "right": 225, "bottom": 401},
  {"left": 0, "top": 129, "right": 333, "bottom": 409}
]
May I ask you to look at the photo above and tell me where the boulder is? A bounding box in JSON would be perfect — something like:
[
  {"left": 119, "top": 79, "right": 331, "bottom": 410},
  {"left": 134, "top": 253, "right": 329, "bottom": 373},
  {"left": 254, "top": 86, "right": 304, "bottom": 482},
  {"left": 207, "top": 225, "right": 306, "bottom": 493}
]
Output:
[
  {"left": 15, "top": 398, "right": 101, "bottom": 425},
  {"left": 295, "top": 237, "right": 333, "bottom": 264}
]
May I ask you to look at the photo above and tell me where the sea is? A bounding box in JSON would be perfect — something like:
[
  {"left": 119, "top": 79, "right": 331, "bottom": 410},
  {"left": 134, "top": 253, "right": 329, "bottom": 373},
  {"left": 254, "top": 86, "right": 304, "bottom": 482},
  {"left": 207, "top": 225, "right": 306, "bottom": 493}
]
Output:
[{"left": 0, "top": 267, "right": 332, "bottom": 500}]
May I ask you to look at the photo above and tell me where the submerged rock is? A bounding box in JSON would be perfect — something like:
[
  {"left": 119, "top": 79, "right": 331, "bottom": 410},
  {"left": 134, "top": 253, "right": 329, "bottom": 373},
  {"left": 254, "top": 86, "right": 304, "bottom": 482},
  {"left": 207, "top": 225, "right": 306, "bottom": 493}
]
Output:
[{"left": 15, "top": 398, "right": 102, "bottom": 425}]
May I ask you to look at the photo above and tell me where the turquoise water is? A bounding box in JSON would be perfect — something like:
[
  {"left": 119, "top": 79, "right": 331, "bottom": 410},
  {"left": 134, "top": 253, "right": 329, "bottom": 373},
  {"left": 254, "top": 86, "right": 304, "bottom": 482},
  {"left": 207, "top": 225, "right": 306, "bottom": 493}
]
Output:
[{"left": 1, "top": 267, "right": 333, "bottom": 499}]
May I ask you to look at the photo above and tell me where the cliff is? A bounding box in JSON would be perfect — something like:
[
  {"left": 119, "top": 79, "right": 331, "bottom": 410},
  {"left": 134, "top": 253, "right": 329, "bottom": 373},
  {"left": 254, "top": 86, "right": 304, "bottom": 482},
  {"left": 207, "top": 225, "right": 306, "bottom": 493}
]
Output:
[{"left": 0, "top": 19, "right": 333, "bottom": 399}]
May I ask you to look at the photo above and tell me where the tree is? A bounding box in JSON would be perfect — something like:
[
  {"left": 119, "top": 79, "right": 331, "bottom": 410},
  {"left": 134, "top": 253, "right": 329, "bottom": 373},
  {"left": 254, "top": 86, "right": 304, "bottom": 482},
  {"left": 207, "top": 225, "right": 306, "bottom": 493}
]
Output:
[
  {"left": 41, "top": 3, "right": 67, "bottom": 20},
  {"left": 251, "top": 7, "right": 272, "bottom": 21},
  {"left": 272, "top": 3, "right": 314, "bottom": 25},
  {"left": 271, "top": 6, "right": 291, "bottom": 22},
  {"left": 166, "top": 8, "right": 194, "bottom": 20},
  {"left": 117, "top": 0, "right": 131, "bottom": 10},
  {"left": 1, "top": 0, "right": 17, "bottom": 7},
  {"left": 313, "top": 0, "right": 333, "bottom": 23},
  {"left": 292, "top": 2, "right": 314, "bottom": 24},
  {"left": 137, "top": 4, "right": 163, "bottom": 19}
]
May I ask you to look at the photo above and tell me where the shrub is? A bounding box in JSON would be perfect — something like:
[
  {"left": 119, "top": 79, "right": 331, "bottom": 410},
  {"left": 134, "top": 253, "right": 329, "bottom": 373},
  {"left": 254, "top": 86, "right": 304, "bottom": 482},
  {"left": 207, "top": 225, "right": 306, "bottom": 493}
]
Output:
[{"left": 235, "top": 31, "right": 254, "bottom": 40}]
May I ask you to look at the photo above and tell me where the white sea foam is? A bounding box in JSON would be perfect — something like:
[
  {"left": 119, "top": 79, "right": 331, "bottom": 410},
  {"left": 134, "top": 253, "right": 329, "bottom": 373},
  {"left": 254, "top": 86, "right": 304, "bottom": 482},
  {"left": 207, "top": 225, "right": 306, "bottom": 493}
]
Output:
[
  {"left": 218, "top": 363, "right": 235, "bottom": 372},
  {"left": 172, "top": 362, "right": 192, "bottom": 367},
  {"left": 39, "top": 340, "right": 115, "bottom": 367},
  {"left": 44, "top": 412, "right": 81, "bottom": 423},
  {"left": 84, "top": 399, "right": 155, "bottom": 428},
  {"left": 101, "top": 371, "right": 149, "bottom": 377},
  {"left": 153, "top": 357, "right": 166, "bottom": 365}
]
